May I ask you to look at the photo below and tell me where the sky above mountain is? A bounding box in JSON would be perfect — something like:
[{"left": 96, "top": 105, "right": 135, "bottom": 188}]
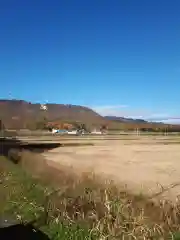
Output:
[{"left": 0, "top": 0, "right": 180, "bottom": 123}]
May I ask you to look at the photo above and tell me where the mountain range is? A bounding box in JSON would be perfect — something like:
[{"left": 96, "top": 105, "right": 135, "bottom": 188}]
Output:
[
  {"left": 0, "top": 99, "right": 178, "bottom": 130},
  {"left": 104, "top": 116, "right": 149, "bottom": 123}
]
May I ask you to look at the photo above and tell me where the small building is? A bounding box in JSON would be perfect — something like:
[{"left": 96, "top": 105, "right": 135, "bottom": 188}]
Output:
[{"left": 91, "top": 129, "right": 102, "bottom": 135}]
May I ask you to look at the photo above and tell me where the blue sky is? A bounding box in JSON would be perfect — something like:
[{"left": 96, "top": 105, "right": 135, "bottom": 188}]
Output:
[{"left": 0, "top": 0, "right": 180, "bottom": 122}]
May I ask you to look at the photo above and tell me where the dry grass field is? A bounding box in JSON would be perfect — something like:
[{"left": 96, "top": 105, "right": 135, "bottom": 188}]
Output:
[
  {"left": 37, "top": 136, "right": 180, "bottom": 201},
  {"left": 2, "top": 135, "right": 180, "bottom": 239}
]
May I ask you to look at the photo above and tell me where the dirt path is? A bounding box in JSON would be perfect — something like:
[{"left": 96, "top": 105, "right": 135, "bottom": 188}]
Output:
[{"left": 42, "top": 139, "right": 180, "bottom": 200}]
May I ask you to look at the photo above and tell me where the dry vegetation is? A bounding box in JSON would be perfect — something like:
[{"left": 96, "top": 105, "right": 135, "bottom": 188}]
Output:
[
  {"left": 41, "top": 137, "right": 180, "bottom": 200},
  {"left": 1, "top": 150, "right": 180, "bottom": 239}
]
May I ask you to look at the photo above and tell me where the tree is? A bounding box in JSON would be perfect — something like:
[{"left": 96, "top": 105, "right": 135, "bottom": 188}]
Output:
[
  {"left": 0, "top": 120, "right": 5, "bottom": 130},
  {"left": 35, "top": 117, "right": 48, "bottom": 130},
  {"left": 81, "top": 123, "right": 88, "bottom": 131},
  {"left": 100, "top": 124, "right": 108, "bottom": 133}
]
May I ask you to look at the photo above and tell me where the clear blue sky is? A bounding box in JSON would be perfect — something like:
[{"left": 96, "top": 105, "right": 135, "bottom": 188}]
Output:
[{"left": 0, "top": 0, "right": 180, "bottom": 121}]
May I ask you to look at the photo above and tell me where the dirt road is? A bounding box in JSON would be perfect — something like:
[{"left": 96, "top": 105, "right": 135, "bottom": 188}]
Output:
[{"left": 40, "top": 137, "right": 180, "bottom": 200}]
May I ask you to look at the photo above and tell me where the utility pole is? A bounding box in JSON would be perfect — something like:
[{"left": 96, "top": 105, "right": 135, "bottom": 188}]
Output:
[{"left": 136, "top": 127, "right": 139, "bottom": 136}]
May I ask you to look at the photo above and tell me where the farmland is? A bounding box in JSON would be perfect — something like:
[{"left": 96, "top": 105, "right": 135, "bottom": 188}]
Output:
[
  {"left": 18, "top": 135, "right": 180, "bottom": 200},
  {"left": 2, "top": 135, "right": 180, "bottom": 239}
]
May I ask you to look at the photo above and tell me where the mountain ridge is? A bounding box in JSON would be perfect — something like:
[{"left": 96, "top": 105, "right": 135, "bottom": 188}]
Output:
[
  {"left": 0, "top": 99, "right": 108, "bottom": 129},
  {"left": 104, "top": 116, "right": 148, "bottom": 123},
  {"left": 0, "top": 99, "right": 179, "bottom": 131}
]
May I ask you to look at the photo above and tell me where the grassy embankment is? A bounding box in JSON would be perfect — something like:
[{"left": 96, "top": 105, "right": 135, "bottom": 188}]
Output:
[{"left": 1, "top": 153, "right": 180, "bottom": 239}]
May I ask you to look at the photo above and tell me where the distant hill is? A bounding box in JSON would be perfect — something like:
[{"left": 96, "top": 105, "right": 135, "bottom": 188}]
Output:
[
  {"left": 104, "top": 116, "right": 148, "bottom": 124},
  {"left": 0, "top": 99, "right": 179, "bottom": 131},
  {"left": 0, "top": 99, "right": 110, "bottom": 129}
]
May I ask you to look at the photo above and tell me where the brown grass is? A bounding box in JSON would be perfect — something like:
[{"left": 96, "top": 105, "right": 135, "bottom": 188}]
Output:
[{"left": 3, "top": 150, "right": 176, "bottom": 239}]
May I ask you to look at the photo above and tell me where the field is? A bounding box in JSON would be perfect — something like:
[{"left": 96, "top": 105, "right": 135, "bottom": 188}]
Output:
[
  {"left": 2, "top": 135, "right": 180, "bottom": 239},
  {"left": 16, "top": 135, "right": 180, "bottom": 200},
  {"left": 31, "top": 135, "right": 179, "bottom": 201}
]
